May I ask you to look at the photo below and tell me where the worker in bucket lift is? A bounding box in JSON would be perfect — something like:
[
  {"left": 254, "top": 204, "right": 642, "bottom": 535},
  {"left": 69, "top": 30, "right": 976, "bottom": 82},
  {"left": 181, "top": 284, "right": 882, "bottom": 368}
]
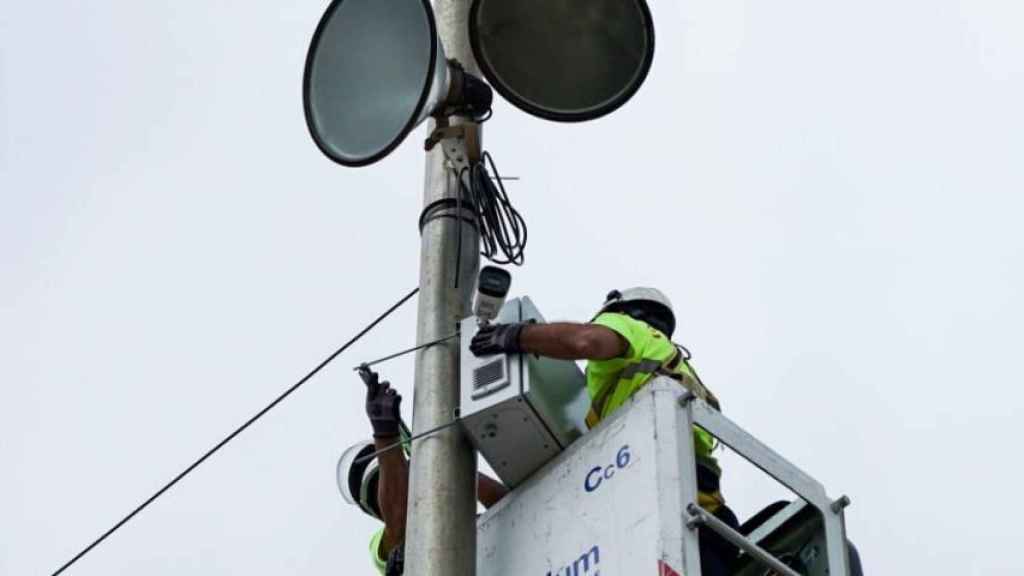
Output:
[
  {"left": 337, "top": 367, "right": 508, "bottom": 576},
  {"left": 470, "top": 287, "right": 740, "bottom": 576}
]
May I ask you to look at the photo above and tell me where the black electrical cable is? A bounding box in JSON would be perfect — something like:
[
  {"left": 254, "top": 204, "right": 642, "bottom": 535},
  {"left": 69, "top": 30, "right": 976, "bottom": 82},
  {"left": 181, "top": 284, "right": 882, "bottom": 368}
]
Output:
[
  {"left": 354, "top": 417, "right": 463, "bottom": 465},
  {"left": 50, "top": 287, "right": 420, "bottom": 576},
  {"left": 455, "top": 151, "right": 527, "bottom": 268},
  {"left": 352, "top": 332, "right": 459, "bottom": 371}
]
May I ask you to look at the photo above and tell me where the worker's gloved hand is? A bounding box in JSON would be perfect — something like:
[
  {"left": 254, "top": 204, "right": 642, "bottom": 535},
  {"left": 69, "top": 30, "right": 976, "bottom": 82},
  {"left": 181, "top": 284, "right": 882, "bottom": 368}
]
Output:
[
  {"left": 385, "top": 545, "right": 404, "bottom": 576},
  {"left": 359, "top": 366, "right": 402, "bottom": 439},
  {"left": 469, "top": 322, "right": 526, "bottom": 356}
]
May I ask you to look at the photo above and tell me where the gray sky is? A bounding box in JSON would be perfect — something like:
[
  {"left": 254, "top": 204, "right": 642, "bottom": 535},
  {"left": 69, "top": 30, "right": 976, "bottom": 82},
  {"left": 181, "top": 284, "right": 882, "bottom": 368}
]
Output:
[{"left": 3, "top": 1, "right": 1022, "bottom": 574}]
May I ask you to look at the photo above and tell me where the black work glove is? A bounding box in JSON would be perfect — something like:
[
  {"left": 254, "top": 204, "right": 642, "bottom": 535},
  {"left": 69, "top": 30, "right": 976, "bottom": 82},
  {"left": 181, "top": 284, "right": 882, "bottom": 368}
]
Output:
[
  {"left": 385, "top": 544, "right": 404, "bottom": 576},
  {"left": 469, "top": 322, "right": 526, "bottom": 357},
  {"left": 358, "top": 366, "right": 402, "bottom": 439}
]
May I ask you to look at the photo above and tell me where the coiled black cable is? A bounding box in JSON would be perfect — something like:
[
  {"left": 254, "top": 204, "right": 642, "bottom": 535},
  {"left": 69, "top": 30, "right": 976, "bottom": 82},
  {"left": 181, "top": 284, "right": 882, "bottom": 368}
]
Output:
[{"left": 456, "top": 151, "right": 527, "bottom": 267}]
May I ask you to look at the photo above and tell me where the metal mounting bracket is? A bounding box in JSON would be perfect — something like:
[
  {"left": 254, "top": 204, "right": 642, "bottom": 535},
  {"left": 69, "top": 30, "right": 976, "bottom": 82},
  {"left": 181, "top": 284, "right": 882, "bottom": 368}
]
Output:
[
  {"left": 425, "top": 119, "right": 481, "bottom": 175},
  {"left": 831, "top": 495, "right": 852, "bottom": 514}
]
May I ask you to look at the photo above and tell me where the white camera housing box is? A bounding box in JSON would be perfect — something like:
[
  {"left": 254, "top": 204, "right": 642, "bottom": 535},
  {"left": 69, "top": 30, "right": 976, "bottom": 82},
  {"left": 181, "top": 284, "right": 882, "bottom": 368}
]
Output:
[{"left": 460, "top": 296, "right": 590, "bottom": 487}]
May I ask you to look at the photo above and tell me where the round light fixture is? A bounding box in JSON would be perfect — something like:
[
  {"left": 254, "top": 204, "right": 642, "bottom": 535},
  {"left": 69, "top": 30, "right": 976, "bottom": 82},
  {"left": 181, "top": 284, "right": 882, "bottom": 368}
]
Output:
[
  {"left": 303, "top": 0, "right": 448, "bottom": 167},
  {"left": 469, "top": 0, "right": 655, "bottom": 122}
]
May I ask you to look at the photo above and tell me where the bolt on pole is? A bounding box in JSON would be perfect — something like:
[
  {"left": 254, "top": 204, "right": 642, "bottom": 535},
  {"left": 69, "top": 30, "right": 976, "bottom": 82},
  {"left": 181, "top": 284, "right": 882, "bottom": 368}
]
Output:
[{"left": 404, "top": 1, "right": 481, "bottom": 575}]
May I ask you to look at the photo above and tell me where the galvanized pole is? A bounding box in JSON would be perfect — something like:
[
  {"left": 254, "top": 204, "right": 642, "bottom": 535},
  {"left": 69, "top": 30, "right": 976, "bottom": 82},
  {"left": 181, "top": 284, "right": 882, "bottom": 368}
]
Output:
[{"left": 405, "top": 1, "right": 480, "bottom": 575}]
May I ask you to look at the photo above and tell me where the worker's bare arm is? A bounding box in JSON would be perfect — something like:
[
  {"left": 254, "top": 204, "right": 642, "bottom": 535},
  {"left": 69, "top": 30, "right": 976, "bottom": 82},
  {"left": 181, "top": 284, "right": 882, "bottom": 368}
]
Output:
[
  {"left": 375, "top": 437, "right": 409, "bottom": 555},
  {"left": 477, "top": 472, "right": 508, "bottom": 508},
  {"left": 377, "top": 451, "right": 504, "bottom": 557},
  {"left": 519, "top": 323, "right": 627, "bottom": 360}
]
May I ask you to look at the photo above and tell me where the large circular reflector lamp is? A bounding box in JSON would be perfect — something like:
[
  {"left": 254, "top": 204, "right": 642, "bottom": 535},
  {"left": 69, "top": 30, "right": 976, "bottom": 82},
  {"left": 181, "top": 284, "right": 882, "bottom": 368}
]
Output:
[
  {"left": 304, "top": 0, "right": 448, "bottom": 166},
  {"left": 470, "top": 0, "right": 655, "bottom": 122}
]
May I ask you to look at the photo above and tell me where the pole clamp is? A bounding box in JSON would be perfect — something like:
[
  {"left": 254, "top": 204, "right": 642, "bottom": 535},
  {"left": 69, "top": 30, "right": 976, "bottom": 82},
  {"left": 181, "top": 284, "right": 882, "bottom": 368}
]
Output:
[
  {"left": 418, "top": 198, "right": 478, "bottom": 233},
  {"left": 425, "top": 117, "right": 481, "bottom": 175}
]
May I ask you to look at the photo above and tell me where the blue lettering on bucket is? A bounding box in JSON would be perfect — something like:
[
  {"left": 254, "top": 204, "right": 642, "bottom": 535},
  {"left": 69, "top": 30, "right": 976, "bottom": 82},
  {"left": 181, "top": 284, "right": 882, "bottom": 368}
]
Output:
[
  {"left": 584, "top": 445, "right": 631, "bottom": 493},
  {"left": 546, "top": 545, "right": 600, "bottom": 576}
]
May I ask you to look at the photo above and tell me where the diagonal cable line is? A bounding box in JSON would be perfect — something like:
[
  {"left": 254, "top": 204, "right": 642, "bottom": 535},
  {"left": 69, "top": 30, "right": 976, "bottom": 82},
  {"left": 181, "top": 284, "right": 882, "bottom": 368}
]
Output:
[
  {"left": 352, "top": 331, "right": 460, "bottom": 370},
  {"left": 51, "top": 287, "right": 420, "bottom": 576}
]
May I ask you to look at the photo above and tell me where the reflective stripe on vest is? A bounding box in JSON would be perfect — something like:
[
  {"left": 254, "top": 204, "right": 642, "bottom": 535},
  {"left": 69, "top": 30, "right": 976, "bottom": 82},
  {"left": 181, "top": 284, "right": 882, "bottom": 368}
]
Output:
[
  {"left": 583, "top": 348, "right": 727, "bottom": 513},
  {"left": 585, "top": 347, "right": 718, "bottom": 428}
]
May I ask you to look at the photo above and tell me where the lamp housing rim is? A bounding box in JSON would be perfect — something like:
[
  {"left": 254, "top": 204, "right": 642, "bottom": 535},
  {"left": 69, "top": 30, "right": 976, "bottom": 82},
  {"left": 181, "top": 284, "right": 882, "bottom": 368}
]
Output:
[
  {"left": 468, "top": 0, "right": 656, "bottom": 123},
  {"left": 302, "top": 0, "right": 441, "bottom": 167}
]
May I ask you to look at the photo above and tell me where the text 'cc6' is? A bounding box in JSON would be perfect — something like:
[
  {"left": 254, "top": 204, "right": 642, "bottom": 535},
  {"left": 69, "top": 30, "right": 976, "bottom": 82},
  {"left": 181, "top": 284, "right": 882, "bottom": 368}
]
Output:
[{"left": 584, "top": 445, "right": 631, "bottom": 493}]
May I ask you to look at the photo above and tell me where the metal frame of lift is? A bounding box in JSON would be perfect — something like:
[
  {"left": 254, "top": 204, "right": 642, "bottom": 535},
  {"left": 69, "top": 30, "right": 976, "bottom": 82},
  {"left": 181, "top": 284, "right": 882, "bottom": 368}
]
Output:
[{"left": 674, "top": 392, "right": 853, "bottom": 576}]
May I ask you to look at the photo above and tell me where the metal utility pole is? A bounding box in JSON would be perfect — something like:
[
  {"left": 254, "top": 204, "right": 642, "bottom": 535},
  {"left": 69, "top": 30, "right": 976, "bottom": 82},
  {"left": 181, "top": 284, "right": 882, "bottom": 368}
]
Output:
[{"left": 405, "top": 1, "right": 480, "bottom": 575}]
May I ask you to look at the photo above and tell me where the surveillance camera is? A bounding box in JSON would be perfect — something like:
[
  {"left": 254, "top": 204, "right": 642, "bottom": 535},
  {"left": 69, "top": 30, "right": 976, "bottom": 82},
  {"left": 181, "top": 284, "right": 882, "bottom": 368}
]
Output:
[{"left": 474, "top": 266, "right": 511, "bottom": 324}]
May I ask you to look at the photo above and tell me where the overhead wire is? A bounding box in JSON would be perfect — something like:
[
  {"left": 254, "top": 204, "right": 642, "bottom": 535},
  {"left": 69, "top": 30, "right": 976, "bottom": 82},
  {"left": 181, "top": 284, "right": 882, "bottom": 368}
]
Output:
[
  {"left": 352, "top": 332, "right": 459, "bottom": 371},
  {"left": 354, "top": 416, "right": 463, "bottom": 465},
  {"left": 50, "top": 286, "right": 421, "bottom": 576},
  {"left": 348, "top": 331, "right": 466, "bottom": 465}
]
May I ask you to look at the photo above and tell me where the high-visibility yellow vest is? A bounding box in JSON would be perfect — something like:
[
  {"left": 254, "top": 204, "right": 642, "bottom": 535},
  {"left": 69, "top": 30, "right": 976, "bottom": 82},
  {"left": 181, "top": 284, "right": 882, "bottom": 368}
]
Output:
[{"left": 585, "top": 312, "right": 725, "bottom": 511}]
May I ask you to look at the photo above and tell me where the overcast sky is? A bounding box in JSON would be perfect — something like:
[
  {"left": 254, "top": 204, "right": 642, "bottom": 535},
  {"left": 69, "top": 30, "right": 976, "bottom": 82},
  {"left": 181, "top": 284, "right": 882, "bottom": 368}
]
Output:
[{"left": 3, "top": 1, "right": 1023, "bottom": 574}]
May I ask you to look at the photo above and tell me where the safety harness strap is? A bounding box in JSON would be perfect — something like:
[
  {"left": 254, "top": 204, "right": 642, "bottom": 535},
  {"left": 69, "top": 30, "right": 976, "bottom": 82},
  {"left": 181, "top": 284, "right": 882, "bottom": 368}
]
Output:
[
  {"left": 585, "top": 347, "right": 686, "bottom": 428},
  {"left": 585, "top": 345, "right": 723, "bottom": 425},
  {"left": 585, "top": 375, "right": 619, "bottom": 429},
  {"left": 620, "top": 358, "right": 664, "bottom": 380},
  {"left": 583, "top": 348, "right": 727, "bottom": 511},
  {"left": 677, "top": 356, "right": 721, "bottom": 411}
]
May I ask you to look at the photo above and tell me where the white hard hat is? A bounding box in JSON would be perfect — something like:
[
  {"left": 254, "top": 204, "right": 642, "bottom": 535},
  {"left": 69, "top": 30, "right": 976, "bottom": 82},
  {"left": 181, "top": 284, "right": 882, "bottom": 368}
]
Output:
[
  {"left": 337, "top": 439, "right": 382, "bottom": 520},
  {"left": 599, "top": 287, "right": 676, "bottom": 336}
]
